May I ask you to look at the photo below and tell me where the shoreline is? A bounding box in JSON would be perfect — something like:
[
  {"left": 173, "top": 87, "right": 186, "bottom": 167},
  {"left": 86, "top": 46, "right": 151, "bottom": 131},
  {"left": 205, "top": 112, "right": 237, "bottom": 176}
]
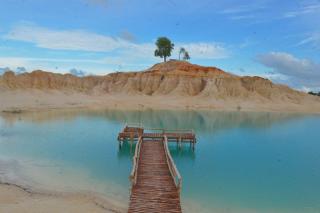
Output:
[
  {"left": 1, "top": 90, "right": 320, "bottom": 114},
  {"left": 0, "top": 156, "right": 127, "bottom": 213},
  {"left": 0, "top": 182, "right": 126, "bottom": 213}
]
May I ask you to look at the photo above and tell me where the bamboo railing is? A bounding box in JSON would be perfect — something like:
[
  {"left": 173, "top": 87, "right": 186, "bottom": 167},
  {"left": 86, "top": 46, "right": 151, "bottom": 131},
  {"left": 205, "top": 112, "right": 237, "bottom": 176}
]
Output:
[
  {"left": 130, "top": 136, "right": 142, "bottom": 186},
  {"left": 163, "top": 135, "right": 182, "bottom": 191}
]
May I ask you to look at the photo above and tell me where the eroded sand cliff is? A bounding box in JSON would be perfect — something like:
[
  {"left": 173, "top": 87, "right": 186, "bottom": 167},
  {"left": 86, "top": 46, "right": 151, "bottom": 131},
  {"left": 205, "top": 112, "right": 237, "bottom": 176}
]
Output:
[{"left": 1, "top": 60, "right": 319, "bottom": 112}]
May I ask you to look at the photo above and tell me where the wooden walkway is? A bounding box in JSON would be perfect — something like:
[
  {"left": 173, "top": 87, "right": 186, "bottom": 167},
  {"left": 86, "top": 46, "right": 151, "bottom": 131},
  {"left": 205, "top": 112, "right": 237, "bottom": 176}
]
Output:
[
  {"left": 128, "top": 139, "right": 182, "bottom": 213},
  {"left": 118, "top": 124, "right": 196, "bottom": 213},
  {"left": 118, "top": 124, "right": 196, "bottom": 149}
]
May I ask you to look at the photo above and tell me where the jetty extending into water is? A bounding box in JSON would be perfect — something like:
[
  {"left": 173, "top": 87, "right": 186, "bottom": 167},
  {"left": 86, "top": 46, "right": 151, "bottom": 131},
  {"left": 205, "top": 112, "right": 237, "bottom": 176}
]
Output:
[{"left": 117, "top": 124, "right": 196, "bottom": 213}]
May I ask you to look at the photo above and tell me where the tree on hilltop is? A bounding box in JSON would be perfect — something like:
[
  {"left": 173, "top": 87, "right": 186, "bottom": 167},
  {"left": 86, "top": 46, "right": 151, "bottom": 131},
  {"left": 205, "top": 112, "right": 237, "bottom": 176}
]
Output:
[
  {"left": 154, "top": 37, "right": 174, "bottom": 62},
  {"left": 183, "top": 51, "right": 190, "bottom": 61},
  {"left": 179, "top": 47, "right": 186, "bottom": 60}
]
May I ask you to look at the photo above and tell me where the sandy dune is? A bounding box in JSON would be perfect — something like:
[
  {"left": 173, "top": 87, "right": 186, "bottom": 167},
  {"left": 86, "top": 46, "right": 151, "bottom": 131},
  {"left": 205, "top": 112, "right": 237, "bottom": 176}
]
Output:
[{"left": 1, "top": 60, "right": 320, "bottom": 113}]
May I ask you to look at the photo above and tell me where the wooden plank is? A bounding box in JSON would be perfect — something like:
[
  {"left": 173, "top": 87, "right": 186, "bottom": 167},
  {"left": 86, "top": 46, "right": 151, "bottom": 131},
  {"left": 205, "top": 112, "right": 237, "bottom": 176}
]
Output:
[
  {"left": 128, "top": 140, "right": 182, "bottom": 213},
  {"left": 119, "top": 124, "right": 197, "bottom": 212}
]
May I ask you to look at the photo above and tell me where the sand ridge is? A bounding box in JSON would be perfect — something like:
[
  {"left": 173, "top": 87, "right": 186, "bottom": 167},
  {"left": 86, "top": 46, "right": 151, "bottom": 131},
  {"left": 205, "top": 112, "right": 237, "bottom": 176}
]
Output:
[{"left": 1, "top": 61, "right": 320, "bottom": 113}]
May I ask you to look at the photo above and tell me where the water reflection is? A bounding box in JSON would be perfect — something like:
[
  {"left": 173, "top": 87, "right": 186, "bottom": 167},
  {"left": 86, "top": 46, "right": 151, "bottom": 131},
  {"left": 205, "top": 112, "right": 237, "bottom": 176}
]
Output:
[
  {"left": 117, "top": 141, "right": 136, "bottom": 159},
  {"left": 169, "top": 144, "right": 196, "bottom": 161},
  {"left": 0, "top": 109, "right": 312, "bottom": 134},
  {"left": 117, "top": 139, "right": 196, "bottom": 161},
  {"left": 1, "top": 109, "right": 320, "bottom": 212}
]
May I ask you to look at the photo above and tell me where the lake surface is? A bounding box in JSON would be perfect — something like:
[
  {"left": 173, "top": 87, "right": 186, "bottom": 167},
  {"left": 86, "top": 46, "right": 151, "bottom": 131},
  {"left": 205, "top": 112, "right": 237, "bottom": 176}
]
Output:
[{"left": 0, "top": 110, "right": 320, "bottom": 212}]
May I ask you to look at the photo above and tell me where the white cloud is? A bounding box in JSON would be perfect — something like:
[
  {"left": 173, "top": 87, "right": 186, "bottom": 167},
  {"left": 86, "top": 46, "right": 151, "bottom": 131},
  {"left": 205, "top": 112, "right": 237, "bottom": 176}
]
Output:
[
  {"left": 229, "top": 14, "right": 256, "bottom": 20},
  {"left": 284, "top": 2, "right": 320, "bottom": 18},
  {"left": 0, "top": 57, "right": 107, "bottom": 74},
  {"left": 218, "top": 4, "right": 265, "bottom": 21},
  {"left": 174, "top": 43, "right": 228, "bottom": 59},
  {"left": 298, "top": 32, "right": 320, "bottom": 49},
  {"left": 16, "top": 67, "right": 27, "bottom": 74},
  {"left": 1, "top": 23, "right": 229, "bottom": 74},
  {"left": 4, "top": 23, "right": 228, "bottom": 61},
  {"left": 0, "top": 67, "right": 10, "bottom": 75},
  {"left": 4, "top": 23, "right": 131, "bottom": 52},
  {"left": 257, "top": 52, "right": 320, "bottom": 90},
  {"left": 219, "top": 5, "right": 265, "bottom": 14},
  {"left": 0, "top": 57, "right": 104, "bottom": 66},
  {"left": 0, "top": 57, "right": 30, "bottom": 69}
]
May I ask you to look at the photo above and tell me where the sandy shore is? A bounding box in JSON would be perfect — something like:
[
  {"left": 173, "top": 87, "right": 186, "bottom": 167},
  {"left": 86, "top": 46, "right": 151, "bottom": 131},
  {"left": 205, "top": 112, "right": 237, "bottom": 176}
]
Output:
[
  {"left": 0, "top": 157, "right": 126, "bottom": 213},
  {"left": 1, "top": 89, "right": 320, "bottom": 212},
  {"left": 0, "top": 183, "right": 125, "bottom": 213},
  {"left": 1, "top": 90, "right": 320, "bottom": 113}
]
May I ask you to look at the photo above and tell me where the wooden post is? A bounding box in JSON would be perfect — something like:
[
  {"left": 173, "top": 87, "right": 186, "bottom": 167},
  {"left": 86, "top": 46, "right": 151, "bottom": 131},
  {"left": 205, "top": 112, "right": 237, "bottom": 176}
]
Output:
[
  {"left": 192, "top": 138, "right": 195, "bottom": 151},
  {"left": 118, "top": 135, "right": 122, "bottom": 149}
]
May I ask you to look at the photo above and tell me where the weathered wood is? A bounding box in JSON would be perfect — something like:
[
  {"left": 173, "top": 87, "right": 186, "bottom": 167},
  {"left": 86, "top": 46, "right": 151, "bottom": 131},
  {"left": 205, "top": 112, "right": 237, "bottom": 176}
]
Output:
[
  {"left": 118, "top": 125, "right": 196, "bottom": 145},
  {"left": 130, "top": 136, "right": 142, "bottom": 185},
  {"left": 128, "top": 140, "right": 182, "bottom": 213},
  {"left": 163, "top": 135, "right": 182, "bottom": 191},
  {"left": 118, "top": 124, "right": 197, "bottom": 213}
]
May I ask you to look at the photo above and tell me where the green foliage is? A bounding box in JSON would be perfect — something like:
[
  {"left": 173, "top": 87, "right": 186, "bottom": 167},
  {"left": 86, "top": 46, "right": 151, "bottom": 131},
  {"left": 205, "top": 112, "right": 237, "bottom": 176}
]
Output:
[
  {"left": 154, "top": 37, "right": 174, "bottom": 62},
  {"left": 179, "top": 47, "right": 186, "bottom": 60},
  {"left": 308, "top": 91, "right": 320, "bottom": 96},
  {"left": 183, "top": 51, "right": 190, "bottom": 61}
]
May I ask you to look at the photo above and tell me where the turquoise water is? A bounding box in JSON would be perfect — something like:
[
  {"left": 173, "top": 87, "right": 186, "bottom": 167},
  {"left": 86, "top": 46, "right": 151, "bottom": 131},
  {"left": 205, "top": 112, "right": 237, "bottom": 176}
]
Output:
[{"left": 0, "top": 110, "right": 320, "bottom": 212}]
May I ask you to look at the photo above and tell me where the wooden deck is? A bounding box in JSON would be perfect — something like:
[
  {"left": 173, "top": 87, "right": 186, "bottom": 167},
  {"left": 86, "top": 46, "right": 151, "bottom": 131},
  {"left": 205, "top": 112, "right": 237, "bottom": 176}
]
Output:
[
  {"left": 118, "top": 124, "right": 196, "bottom": 149},
  {"left": 128, "top": 138, "right": 182, "bottom": 213},
  {"left": 118, "top": 124, "right": 196, "bottom": 213}
]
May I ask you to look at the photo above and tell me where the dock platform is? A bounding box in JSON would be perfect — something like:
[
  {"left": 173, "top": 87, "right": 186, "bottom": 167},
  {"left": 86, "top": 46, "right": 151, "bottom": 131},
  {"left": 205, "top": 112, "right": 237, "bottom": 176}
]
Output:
[{"left": 117, "top": 124, "right": 197, "bottom": 213}]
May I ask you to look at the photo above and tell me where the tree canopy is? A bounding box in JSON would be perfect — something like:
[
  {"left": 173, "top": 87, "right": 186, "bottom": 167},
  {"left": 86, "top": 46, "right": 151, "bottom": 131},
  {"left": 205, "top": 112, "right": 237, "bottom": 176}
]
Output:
[
  {"left": 154, "top": 37, "right": 174, "bottom": 62},
  {"left": 183, "top": 51, "right": 190, "bottom": 61},
  {"left": 179, "top": 47, "right": 186, "bottom": 60}
]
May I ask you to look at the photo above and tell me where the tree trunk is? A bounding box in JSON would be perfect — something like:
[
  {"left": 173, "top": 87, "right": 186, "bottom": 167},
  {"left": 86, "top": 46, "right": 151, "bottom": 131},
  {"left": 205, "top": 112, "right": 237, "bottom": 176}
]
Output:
[{"left": 164, "top": 56, "right": 166, "bottom": 62}]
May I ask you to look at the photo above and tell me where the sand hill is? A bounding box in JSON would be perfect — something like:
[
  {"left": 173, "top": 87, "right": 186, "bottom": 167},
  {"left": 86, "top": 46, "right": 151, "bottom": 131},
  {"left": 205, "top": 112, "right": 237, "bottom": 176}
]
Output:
[{"left": 1, "top": 60, "right": 320, "bottom": 112}]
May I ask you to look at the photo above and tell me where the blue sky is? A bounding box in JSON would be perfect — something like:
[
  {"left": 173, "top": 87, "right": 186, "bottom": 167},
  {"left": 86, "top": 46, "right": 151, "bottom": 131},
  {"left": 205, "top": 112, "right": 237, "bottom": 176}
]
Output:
[{"left": 0, "top": 0, "right": 320, "bottom": 90}]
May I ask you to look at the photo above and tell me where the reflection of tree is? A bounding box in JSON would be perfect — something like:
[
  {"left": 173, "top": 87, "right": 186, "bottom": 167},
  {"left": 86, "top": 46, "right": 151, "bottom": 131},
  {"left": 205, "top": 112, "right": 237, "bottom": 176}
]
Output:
[
  {"left": 168, "top": 144, "right": 196, "bottom": 161},
  {"left": 1, "top": 109, "right": 312, "bottom": 163},
  {"left": 1, "top": 109, "right": 308, "bottom": 134},
  {"left": 117, "top": 135, "right": 197, "bottom": 161},
  {"left": 98, "top": 109, "right": 307, "bottom": 134},
  {"left": 117, "top": 141, "right": 136, "bottom": 159}
]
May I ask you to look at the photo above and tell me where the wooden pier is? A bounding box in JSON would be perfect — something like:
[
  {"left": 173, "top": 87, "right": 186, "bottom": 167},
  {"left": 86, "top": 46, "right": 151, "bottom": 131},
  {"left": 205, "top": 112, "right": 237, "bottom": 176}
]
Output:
[
  {"left": 118, "top": 123, "right": 197, "bottom": 149},
  {"left": 117, "top": 124, "right": 196, "bottom": 213}
]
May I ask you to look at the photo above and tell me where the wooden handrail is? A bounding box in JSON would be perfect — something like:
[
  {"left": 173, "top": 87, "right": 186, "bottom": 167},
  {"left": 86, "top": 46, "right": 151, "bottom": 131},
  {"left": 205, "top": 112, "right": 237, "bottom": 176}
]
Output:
[
  {"left": 125, "top": 122, "right": 143, "bottom": 128},
  {"left": 123, "top": 124, "right": 194, "bottom": 136},
  {"left": 163, "top": 135, "right": 182, "bottom": 191},
  {"left": 144, "top": 127, "right": 194, "bottom": 134},
  {"left": 130, "top": 136, "right": 142, "bottom": 186}
]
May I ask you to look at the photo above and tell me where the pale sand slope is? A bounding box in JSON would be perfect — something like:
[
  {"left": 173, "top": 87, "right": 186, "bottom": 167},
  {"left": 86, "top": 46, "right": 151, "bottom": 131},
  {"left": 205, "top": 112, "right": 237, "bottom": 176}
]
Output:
[
  {"left": 1, "top": 90, "right": 320, "bottom": 113},
  {"left": 0, "top": 158, "right": 126, "bottom": 213},
  {"left": 0, "top": 183, "right": 125, "bottom": 213},
  {"left": 1, "top": 60, "right": 320, "bottom": 113}
]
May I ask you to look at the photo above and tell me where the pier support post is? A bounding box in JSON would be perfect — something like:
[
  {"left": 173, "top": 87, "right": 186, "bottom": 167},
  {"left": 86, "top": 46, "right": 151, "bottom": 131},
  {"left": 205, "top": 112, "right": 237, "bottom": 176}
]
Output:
[{"left": 192, "top": 138, "right": 195, "bottom": 151}]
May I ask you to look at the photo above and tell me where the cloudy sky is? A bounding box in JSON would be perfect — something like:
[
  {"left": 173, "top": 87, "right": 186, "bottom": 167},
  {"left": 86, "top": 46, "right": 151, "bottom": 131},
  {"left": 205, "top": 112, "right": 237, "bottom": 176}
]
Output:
[{"left": 0, "top": 0, "right": 319, "bottom": 91}]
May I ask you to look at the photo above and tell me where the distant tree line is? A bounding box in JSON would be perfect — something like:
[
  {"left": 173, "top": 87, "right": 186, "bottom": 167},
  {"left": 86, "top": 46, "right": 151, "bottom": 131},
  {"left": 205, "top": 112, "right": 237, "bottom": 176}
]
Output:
[
  {"left": 308, "top": 91, "right": 320, "bottom": 96},
  {"left": 154, "top": 37, "right": 190, "bottom": 62}
]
